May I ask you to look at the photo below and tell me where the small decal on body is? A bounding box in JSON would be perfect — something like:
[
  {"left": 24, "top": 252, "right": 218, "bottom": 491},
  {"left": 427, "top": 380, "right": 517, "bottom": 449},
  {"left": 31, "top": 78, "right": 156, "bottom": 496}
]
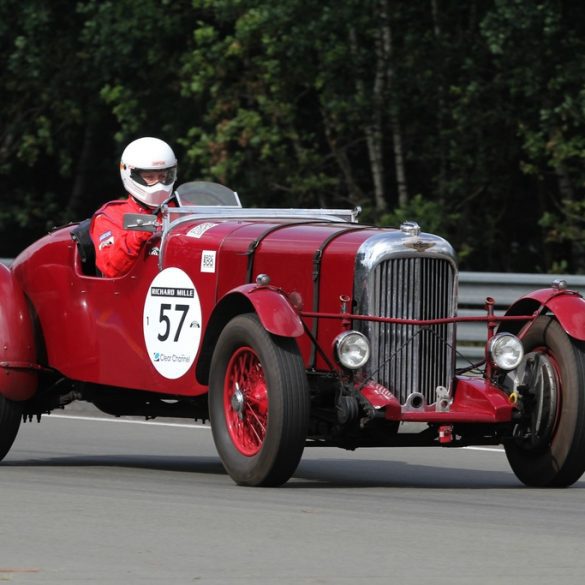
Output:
[
  {"left": 187, "top": 223, "right": 217, "bottom": 238},
  {"left": 201, "top": 250, "right": 216, "bottom": 273}
]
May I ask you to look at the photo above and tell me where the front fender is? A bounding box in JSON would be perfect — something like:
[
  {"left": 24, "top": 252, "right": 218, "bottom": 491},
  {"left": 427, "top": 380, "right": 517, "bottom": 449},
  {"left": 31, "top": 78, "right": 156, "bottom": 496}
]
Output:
[
  {"left": 0, "top": 264, "right": 38, "bottom": 400},
  {"left": 229, "top": 284, "right": 304, "bottom": 337},
  {"left": 504, "top": 288, "right": 585, "bottom": 341},
  {"left": 195, "top": 284, "right": 304, "bottom": 385}
]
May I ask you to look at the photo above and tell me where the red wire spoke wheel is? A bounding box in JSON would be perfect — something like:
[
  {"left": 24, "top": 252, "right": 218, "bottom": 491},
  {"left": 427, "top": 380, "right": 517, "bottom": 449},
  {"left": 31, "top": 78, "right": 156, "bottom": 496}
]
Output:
[
  {"left": 223, "top": 347, "right": 268, "bottom": 456},
  {"left": 209, "top": 313, "right": 309, "bottom": 486}
]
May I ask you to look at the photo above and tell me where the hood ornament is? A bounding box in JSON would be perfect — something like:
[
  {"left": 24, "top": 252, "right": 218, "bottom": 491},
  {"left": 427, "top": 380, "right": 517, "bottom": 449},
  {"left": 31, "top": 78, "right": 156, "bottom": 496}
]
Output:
[{"left": 400, "top": 221, "right": 434, "bottom": 252}]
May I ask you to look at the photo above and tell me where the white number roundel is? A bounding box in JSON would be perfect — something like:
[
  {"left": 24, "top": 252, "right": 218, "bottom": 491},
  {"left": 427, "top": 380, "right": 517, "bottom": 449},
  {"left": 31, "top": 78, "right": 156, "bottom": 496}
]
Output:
[{"left": 143, "top": 267, "right": 202, "bottom": 379}]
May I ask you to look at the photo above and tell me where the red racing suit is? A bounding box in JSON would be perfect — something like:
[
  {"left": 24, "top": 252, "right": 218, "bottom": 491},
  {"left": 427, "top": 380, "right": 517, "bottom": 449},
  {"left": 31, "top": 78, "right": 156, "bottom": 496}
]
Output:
[{"left": 90, "top": 197, "right": 154, "bottom": 278}]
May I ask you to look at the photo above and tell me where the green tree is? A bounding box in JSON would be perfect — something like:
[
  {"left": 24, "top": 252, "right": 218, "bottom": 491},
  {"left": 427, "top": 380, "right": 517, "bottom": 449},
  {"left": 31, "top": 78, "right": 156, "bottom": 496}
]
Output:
[
  {"left": 4, "top": 0, "right": 585, "bottom": 275},
  {"left": 0, "top": 0, "right": 196, "bottom": 255},
  {"left": 480, "top": 0, "right": 585, "bottom": 272},
  {"left": 179, "top": 0, "right": 412, "bottom": 212}
]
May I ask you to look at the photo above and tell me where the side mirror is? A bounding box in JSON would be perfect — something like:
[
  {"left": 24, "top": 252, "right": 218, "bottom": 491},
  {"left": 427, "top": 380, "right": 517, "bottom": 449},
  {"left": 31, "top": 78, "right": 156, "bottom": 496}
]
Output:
[{"left": 123, "top": 213, "right": 158, "bottom": 232}]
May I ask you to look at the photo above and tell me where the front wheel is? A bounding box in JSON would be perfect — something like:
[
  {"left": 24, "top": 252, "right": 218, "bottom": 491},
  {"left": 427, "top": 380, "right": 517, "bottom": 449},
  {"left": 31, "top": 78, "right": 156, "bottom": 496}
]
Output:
[
  {"left": 0, "top": 394, "right": 22, "bottom": 462},
  {"left": 505, "top": 316, "right": 585, "bottom": 487},
  {"left": 209, "top": 314, "right": 309, "bottom": 486}
]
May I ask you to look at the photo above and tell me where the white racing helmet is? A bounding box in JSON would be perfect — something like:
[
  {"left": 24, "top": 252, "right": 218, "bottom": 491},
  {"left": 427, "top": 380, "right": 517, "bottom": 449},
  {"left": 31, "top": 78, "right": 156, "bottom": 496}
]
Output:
[{"left": 120, "top": 137, "right": 178, "bottom": 208}]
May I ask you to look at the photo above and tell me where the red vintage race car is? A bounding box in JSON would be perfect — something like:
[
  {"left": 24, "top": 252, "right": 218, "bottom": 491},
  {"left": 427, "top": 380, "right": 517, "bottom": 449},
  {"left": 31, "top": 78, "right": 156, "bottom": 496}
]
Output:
[{"left": 2, "top": 181, "right": 585, "bottom": 487}]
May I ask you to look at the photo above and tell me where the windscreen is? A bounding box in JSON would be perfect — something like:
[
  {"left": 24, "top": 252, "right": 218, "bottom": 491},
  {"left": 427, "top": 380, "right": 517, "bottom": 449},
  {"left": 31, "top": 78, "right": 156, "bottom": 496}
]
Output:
[{"left": 175, "top": 181, "right": 242, "bottom": 207}]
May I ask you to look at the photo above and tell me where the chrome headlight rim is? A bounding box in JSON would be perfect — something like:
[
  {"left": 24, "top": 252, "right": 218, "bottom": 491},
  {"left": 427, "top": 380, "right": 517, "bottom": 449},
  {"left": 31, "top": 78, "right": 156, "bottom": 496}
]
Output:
[
  {"left": 334, "top": 330, "right": 371, "bottom": 370},
  {"left": 488, "top": 332, "right": 524, "bottom": 371}
]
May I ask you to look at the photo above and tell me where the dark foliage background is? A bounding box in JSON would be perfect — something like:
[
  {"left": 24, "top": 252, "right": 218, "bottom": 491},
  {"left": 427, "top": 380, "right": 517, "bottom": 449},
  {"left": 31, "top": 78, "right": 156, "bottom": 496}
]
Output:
[{"left": 2, "top": 0, "right": 585, "bottom": 272}]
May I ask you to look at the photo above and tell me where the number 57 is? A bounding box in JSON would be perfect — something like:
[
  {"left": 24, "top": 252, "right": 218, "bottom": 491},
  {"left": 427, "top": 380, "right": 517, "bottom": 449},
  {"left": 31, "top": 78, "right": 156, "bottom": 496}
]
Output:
[{"left": 157, "top": 304, "right": 189, "bottom": 342}]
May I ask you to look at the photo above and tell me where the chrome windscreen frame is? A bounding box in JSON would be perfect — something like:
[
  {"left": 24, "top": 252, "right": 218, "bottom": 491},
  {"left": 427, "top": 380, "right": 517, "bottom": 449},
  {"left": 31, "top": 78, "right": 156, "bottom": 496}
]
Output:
[{"left": 156, "top": 204, "right": 362, "bottom": 271}]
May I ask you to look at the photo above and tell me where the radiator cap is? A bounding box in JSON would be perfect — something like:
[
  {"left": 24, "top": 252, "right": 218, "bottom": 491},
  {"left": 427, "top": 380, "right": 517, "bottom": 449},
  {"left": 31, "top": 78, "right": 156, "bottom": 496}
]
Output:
[{"left": 400, "top": 221, "right": 421, "bottom": 236}]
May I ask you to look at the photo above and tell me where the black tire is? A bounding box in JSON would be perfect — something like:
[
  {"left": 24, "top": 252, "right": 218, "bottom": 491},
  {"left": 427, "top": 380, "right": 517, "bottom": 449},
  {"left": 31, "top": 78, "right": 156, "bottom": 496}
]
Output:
[
  {"left": 209, "top": 313, "right": 309, "bottom": 486},
  {"left": 505, "top": 316, "right": 585, "bottom": 487},
  {"left": 0, "top": 394, "right": 22, "bottom": 462}
]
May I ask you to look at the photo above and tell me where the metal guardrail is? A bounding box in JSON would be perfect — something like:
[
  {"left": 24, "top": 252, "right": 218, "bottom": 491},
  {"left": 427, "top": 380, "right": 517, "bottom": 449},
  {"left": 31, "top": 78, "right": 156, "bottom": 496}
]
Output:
[
  {"left": 2, "top": 256, "right": 583, "bottom": 367},
  {"left": 456, "top": 272, "right": 585, "bottom": 366}
]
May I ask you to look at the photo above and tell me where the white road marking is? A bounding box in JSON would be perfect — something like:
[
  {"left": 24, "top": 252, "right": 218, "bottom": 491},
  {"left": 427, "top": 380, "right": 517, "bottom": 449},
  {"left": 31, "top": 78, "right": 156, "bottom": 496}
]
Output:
[
  {"left": 45, "top": 415, "right": 505, "bottom": 451},
  {"left": 46, "top": 413, "right": 210, "bottom": 430}
]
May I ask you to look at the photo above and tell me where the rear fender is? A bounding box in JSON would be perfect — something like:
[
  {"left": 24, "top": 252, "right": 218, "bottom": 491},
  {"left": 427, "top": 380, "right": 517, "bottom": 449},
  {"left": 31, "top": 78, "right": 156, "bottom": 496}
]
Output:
[
  {"left": 196, "top": 284, "right": 304, "bottom": 385},
  {"left": 0, "top": 264, "right": 38, "bottom": 400},
  {"left": 501, "top": 288, "right": 585, "bottom": 341}
]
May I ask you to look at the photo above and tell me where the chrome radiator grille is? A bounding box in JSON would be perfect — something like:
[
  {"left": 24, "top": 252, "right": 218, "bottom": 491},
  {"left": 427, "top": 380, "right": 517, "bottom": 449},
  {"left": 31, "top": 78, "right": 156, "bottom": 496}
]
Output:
[{"left": 359, "top": 256, "right": 456, "bottom": 405}]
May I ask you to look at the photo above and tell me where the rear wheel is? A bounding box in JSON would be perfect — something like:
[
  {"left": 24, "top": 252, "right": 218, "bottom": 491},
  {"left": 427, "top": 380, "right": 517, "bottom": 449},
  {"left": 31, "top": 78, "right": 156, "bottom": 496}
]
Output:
[
  {"left": 209, "top": 314, "right": 309, "bottom": 486},
  {"left": 505, "top": 316, "right": 585, "bottom": 487},
  {"left": 0, "top": 394, "right": 22, "bottom": 461}
]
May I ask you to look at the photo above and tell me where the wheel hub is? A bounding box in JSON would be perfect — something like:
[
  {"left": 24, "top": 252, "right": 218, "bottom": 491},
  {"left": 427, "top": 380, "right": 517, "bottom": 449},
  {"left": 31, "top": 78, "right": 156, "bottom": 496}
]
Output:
[
  {"left": 514, "top": 351, "right": 559, "bottom": 449},
  {"left": 230, "top": 384, "right": 245, "bottom": 419},
  {"left": 223, "top": 346, "right": 269, "bottom": 457}
]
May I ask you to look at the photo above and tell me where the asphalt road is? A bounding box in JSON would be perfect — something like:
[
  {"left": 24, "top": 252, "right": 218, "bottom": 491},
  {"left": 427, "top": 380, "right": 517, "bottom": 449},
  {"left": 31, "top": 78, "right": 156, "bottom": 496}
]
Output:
[{"left": 1, "top": 408, "right": 585, "bottom": 585}]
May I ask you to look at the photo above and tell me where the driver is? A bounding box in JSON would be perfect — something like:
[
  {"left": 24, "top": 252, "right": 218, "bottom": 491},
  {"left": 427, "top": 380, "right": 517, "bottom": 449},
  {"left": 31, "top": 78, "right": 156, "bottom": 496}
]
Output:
[{"left": 90, "top": 137, "right": 178, "bottom": 277}]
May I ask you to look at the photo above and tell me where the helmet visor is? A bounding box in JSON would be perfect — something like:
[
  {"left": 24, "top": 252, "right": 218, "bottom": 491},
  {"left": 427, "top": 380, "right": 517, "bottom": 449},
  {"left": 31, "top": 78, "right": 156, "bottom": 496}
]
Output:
[{"left": 131, "top": 166, "right": 177, "bottom": 187}]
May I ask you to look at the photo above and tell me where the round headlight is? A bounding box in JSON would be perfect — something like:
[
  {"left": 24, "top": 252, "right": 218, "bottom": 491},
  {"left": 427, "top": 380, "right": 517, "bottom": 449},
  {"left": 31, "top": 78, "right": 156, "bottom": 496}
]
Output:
[
  {"left": 488, "top": 333, "right": 524, "bottom": 370},
  {"left": 334, "top": 331, "right": 370, "bottom": 369}
]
